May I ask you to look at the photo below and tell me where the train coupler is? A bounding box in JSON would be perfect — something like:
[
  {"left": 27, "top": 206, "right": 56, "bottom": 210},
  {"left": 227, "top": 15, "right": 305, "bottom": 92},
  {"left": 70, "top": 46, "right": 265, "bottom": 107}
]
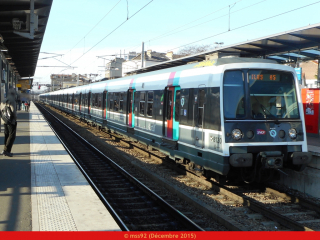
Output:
[{"left": 260, "top": 151, "right": 283, "bottom": 169}]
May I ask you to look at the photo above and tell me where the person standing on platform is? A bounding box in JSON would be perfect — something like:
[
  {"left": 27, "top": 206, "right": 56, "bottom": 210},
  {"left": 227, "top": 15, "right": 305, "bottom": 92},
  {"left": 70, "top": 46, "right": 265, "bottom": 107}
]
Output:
[
  {"left": 24, "top": 101, "right": 29, "bottom": 112},
  {"left": 1, "top": 88, "right": 17, "bottom": 157},
  {"left": 21, "top": 100, "right": 25, "bottom": 111},
  {"left": 17, "top": 97, "right": 21, "bottom": 111}
]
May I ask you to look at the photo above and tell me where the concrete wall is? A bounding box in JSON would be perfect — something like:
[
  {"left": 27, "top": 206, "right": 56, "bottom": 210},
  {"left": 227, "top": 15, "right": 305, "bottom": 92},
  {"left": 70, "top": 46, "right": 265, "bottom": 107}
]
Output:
[{"left": 276, "top": 149, "right": 320, "bottom": 199}]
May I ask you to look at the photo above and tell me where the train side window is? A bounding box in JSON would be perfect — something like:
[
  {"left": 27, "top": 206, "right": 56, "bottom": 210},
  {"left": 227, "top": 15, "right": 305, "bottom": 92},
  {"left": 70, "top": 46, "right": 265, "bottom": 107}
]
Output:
[
  {"left": 84, "top": 94, "right": 88, "bottom": 106},
  {"left": 223, "top": 70, "right": 245, "bottom": 119},
  {"left": 147, "top": 91, "right": 153, "bottom": 117},
  {"left": 93, "top": 93, "right": 97, "bottom": 107},
  {"left": 179, "top": 89, "right": 189, "bottom": 125},
  {"left": 119, "top": 93, "right": 124, "bottom": 112},
  {"left": 205, "top": 87, "right": 221, "bottom": 131},
  {"left": 109, "top": 93, "right": 114, "bottom": 111},
  {"left": 128, "top": 91, "right": 133, "bottom": 114},
  {"left": 198, "top": 89, "right": 206, "bottom": 127},
  {"left": 134, "top": 91, "right": 140, "bottom": 115},
  {"left": 154, "top": 90, "right": 163, "bottom": 121},
  {"left": 167, "top": 90, "right": 173, "bottom": 120},
  {"left": 140, "top": 92, "right": 145, "bottom": 116},
  {"left": 175, "top": 90, "right": 180, "bottom": 122},
  {"left": 98, "top": 94, "right": 102, "bottom": 108},
  {"left": 114, "top": 93, "right": 119, "bottom": 112}
]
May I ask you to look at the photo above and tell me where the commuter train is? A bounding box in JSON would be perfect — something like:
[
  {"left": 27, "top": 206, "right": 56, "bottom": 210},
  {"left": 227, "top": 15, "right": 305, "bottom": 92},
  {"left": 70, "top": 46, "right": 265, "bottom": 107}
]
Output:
[{"left": 39, "top": 58, "right": 312, "bottom": 183}]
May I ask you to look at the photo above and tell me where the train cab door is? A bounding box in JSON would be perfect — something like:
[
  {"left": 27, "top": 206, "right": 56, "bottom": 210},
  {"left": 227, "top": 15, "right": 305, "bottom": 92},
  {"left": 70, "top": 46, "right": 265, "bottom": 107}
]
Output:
[
  {"left": 193, "top": 86, "right": 206, "bottom": 148},
  {"left": 163, "top": 86, "right": 180, "bottom": 140},
  {"left": 127, "top": 89, "right": 135, "bottom": 128},
  {"left": 102, "top": 90, "right": 107, "bottom": 121}
]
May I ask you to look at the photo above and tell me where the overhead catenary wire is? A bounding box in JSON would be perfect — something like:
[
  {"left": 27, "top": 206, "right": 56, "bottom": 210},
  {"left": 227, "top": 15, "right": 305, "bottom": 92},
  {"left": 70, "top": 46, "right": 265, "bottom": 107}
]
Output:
[
  {"left": 167, "top": 0, "right": 320, "bottom": 52},
  {"left": 68, "top": 0, "right": 122, "bottom": 53},
  {"left": 123, "top": 0, "right": 266, "bottom": 54},
  {"left": 149, "top": 0, "right": 267, "bottom": 44},
  {"left": 71, "top": 0, "right": 154, "bottom": 65},
  {"left": 123, "top": 0, "right": 245, "bottom": 52},
  {"left": 148, "top": 0, "right": 244, "bottom": 42}
]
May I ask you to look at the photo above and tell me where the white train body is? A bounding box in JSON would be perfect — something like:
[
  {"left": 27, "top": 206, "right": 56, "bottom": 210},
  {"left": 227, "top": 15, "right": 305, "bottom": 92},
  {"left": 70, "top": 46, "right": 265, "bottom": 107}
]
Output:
[{"left": 40, "top": 58, "right": 312, "bottom": 182}]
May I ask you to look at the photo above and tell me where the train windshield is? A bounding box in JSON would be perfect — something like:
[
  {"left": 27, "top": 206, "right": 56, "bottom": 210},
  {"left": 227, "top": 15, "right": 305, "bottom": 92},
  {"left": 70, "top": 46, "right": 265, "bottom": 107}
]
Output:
[
  {"left": 223, "top": 69, "right": 299, "bottom": 120},
  {"left": 249, "top": 70, "right": 299, "bottom": 119}
]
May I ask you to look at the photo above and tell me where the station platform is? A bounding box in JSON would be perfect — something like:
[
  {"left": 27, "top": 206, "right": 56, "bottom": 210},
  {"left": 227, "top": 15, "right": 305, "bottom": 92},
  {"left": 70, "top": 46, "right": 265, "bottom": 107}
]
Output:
[
  {"left": 276, "top": 135, "right": 320, "bottom": 199},
  {"left": 0, "top": 103, "right": 121, "bottom": 231}
]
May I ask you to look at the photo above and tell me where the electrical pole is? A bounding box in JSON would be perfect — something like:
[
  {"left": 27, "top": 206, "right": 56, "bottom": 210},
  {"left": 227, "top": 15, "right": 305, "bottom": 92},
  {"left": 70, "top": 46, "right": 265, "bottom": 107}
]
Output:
[
  {"left": 228, "top": 3, "right": 236, "bottom": 31},
  {"left": 141, "top": 41, "right": 144, "bottom": 68}
]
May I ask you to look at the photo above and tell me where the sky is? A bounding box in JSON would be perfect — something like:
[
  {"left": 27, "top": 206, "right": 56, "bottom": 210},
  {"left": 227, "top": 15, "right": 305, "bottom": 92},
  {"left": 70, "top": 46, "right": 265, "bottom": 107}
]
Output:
[{"left": 33, "top": 0, "right": 320, "bottom": 85}]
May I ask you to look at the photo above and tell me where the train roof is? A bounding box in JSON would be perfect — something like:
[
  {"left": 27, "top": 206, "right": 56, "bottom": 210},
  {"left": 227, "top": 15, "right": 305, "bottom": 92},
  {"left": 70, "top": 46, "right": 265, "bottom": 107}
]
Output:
[
  {"left": 122, "top": 57, "right": 277, "bottom": 79},
  {"left": 41, "top": 57, "right": 278, "bottom": 95}
]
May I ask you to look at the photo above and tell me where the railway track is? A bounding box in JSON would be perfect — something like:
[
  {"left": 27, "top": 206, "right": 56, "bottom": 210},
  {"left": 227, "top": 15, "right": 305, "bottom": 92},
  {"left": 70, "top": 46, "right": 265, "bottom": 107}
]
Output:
[
  {"left": 37, "top": 102, "right": 320, "bottom": 231},
  {"left": 35, "top": 102, "right": 204, "bottom": 231}
]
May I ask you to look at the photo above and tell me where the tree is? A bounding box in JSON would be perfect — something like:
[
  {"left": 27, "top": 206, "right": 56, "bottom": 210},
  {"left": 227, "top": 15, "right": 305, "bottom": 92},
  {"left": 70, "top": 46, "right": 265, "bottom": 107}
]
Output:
[{"left": 176, "top": 44, "right": 212, "bottom": 57}]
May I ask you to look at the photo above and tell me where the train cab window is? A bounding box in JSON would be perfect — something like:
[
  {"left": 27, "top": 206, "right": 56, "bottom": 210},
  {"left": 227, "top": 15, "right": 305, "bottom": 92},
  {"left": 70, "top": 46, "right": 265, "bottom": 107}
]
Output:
[
  {"left": 147, "top": 92, "right": 153, "bottom": 117},
  {"left": 119, "top": 93, "right": 124, "bottom": 112},
  {"left": 140, "top": 92, "right": 145, "bottom": 116},
  {"left": 198, "top": 89, "right": 206, "bottom": 126},
  {"left": 248, "top": 70, "right": 299, "bottom": 119},
  {"left": 223, "top": 70, "right": 245, "bottom": 119}
]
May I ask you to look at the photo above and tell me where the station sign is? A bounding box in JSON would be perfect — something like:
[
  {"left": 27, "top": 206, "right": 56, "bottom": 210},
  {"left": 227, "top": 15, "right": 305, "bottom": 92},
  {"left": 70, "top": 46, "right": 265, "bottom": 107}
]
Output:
[{"left": 302, "top": 88, "right": 320, "bottom": 135}]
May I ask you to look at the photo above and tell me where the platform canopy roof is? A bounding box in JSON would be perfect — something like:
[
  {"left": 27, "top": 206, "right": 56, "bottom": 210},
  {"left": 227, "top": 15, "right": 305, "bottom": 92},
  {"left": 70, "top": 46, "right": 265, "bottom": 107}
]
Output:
[
  {"left": 0, "top": 0, "right": 53, "bottom": 77},
  {"left": 127, "top": 23, "right": 320, "bottom": 75}
]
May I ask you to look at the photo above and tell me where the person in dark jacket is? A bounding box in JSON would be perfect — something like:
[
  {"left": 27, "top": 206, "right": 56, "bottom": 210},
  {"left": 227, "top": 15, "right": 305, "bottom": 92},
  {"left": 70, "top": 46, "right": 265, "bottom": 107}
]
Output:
[{"left": 1, "top": 88, "right": 17, "bottom": 157}]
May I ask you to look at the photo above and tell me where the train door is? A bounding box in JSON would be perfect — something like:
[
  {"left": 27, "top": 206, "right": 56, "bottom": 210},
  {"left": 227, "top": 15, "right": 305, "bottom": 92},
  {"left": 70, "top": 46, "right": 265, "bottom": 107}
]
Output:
[
  {"left": 65, "top": 93, "right": 69, "bottom": 109},
  {"left": 79, "top": 93, "right": 83, "bottom": 112},
  {"left": 103, "top": 90, "right": 107, "bottom": 120},
  {"left": 193, "top": 86, "right": 206, "bottom": 148},
  {"left": 163, "top": 86, "right": 180, "bottom": 140},
  {"left": 72, "top": 93, "right": 74, "bottom": 111},
  {"left": 82, "top": 93, "right": 87, "bottom": 114},
  {"left": 127, "top": 89, "right": 135, "bottom": 128},
  {"left": 88, "top": 91, "right": 91, "bottom": 115}
]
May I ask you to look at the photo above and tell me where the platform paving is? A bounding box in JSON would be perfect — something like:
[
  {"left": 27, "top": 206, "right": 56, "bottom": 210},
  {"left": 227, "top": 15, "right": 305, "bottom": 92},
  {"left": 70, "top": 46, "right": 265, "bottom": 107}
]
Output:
[
  {"left": 0, "top": 103, "right": 121, "bottom": 231},
  {"left": 0, "top": 110, "right": 31, "bottom": 231}
]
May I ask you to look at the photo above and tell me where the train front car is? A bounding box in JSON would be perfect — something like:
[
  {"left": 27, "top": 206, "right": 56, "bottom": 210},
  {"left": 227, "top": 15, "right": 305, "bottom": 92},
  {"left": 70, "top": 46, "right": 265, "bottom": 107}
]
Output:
[{"left": 222, "top": 61, "right": 312, "bottom": 183}]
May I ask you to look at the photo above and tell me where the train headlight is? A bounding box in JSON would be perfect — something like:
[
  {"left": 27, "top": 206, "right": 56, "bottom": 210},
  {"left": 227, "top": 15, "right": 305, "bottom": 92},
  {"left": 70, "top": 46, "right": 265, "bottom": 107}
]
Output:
[
  {"left": 232, "top": 129, "right": 242, "bottom": 140},
  {"left": 288, "top": 128, "right": 297, "bottom": 139}
]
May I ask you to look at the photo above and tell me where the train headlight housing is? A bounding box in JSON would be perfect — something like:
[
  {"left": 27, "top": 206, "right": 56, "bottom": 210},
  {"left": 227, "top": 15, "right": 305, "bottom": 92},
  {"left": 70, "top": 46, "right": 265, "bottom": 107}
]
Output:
[
  {"left": 288, "top": 128, "right": 297, "bottom": 139},
  {"left": 232, "top": 129, "right": 242, "bottom": 140}
]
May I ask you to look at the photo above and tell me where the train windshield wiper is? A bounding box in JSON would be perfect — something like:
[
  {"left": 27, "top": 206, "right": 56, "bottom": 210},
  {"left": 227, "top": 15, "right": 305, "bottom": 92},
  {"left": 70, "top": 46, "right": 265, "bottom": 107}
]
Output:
[{"left": 252, "top": 94, "right": 280, "bottom": 124}]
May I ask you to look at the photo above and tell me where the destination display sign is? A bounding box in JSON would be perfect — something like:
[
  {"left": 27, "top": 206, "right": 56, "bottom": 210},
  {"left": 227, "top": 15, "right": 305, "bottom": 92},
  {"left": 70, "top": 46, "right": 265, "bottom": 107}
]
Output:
[{"left": 249, "top": 73, "right": 280, "bottom": 81}]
